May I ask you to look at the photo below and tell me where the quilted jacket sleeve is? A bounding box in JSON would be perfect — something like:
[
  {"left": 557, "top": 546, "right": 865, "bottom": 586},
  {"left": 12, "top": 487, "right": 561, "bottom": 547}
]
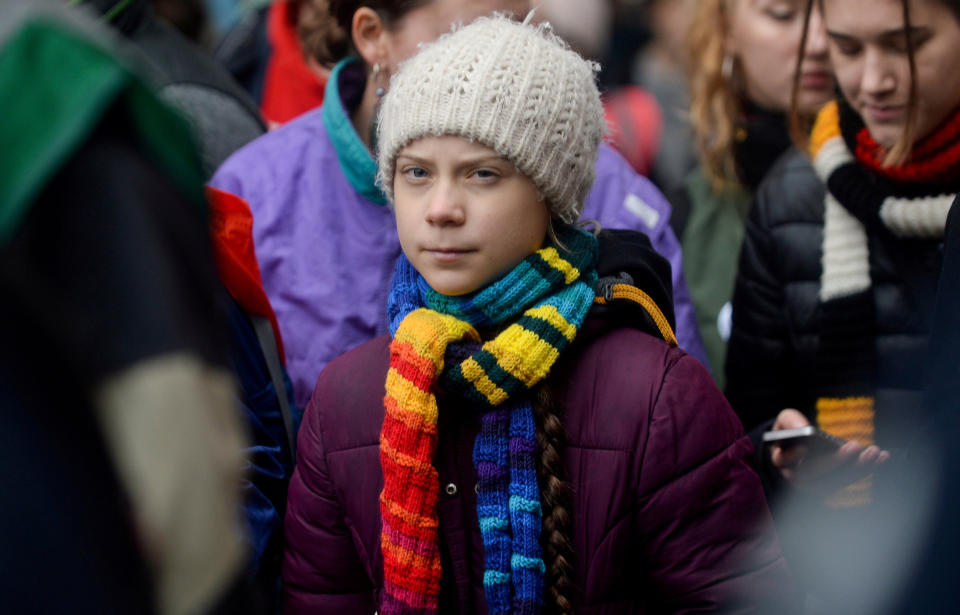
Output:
[
  {"left": 281, "top": 387, "right": 375, "bottom": 614},
  {"left": 634, "top": 352, "right": 795, "bottom": 613}
]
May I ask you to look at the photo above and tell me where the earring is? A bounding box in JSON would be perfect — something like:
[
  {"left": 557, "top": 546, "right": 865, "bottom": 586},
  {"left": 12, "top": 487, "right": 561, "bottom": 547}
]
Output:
[
  {"left": 721, "top": 53, "right": 735, "bottom": 82},
  {"left": 372, "top": 63, "right": 386, "bottom": 98}
]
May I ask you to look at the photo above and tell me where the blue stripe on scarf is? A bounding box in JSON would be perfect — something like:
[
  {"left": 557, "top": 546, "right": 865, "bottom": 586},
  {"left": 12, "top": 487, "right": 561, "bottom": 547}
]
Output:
[{"left": 508, "top": 405, "right": 544, "bottom": 615}]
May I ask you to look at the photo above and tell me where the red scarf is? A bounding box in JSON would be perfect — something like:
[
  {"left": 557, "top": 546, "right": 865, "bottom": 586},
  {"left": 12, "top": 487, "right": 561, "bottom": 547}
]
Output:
[{"left": 855, "top": 105, "right": 960, "bottom": 184}]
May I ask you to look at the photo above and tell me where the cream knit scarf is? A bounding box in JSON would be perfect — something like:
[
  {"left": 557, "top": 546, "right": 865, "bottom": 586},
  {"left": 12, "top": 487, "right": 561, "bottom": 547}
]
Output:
[{"left": 810, "top": 100, "right": 956, "bottom": 507}]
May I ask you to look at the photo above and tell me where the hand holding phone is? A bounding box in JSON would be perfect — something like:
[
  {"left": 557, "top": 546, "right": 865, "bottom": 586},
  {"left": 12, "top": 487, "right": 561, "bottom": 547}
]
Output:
[
  {"left": 764, "top": 409, "right": 890, "bottom": 493},
  {"left": 762, "top": 426, "right": 847, "bottom": 454},
  {"left": 766, "top": 409, "right": 814, "bottom": 474}
]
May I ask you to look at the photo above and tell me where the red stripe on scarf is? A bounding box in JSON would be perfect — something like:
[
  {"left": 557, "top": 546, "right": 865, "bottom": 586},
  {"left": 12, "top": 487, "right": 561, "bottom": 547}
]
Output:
[
  {"left": 382, "top": 547, "right": 442, "bottom": 594},
  {"left": 379, "top": 441, "right": 437, "bottom": 492},
  {"left": 379, "top": 501, "right": 440, "bottom": 545},
  {"left": 382, "top": 406, "right": 441, "bottom": 463},
  {"left": 855, "top": 105, "right": 960, "bottom": 184},
  {"left": 390, "top": 347, "right": 438, "bottom": 394},
  {"left": 382, "top": 523, "right": 443, "bottom": 559}
]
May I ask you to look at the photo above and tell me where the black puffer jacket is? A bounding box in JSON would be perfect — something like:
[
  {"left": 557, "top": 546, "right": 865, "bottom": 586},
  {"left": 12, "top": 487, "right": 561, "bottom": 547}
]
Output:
[{"left": 725, "top": 149, "right": 943, "bottom": 447}]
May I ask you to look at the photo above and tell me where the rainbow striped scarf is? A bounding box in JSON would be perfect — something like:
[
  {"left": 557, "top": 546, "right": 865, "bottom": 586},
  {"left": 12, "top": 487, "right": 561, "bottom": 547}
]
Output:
[{"left": 379, "top": 226, "right": 598, "bottom": 615}]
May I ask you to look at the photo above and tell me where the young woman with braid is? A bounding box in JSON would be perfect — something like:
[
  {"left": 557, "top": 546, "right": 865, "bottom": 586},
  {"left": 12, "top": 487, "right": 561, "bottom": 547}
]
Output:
[{"left": 281, "top": 14, "right": 792, "bottom": 615}]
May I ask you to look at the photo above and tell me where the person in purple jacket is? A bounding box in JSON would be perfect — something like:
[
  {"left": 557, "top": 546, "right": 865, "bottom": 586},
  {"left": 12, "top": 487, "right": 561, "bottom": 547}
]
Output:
[
  {"left": 281, "top": 14, "right": 792, "bottom": 614},
  {"left": 208, "top": 0, "right": 706, "bottom": 409}
]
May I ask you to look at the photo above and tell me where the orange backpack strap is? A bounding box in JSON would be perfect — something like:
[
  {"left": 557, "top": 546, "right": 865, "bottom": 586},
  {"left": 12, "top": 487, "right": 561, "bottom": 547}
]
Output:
[{"left": 594, "top": 273, "right": 678, "bottom": 347}]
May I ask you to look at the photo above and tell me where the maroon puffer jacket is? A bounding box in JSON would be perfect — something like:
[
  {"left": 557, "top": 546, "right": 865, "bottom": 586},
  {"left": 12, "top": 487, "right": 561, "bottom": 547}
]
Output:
[{"left": 282, "top": 322, "right": 793, "bottom": 614}]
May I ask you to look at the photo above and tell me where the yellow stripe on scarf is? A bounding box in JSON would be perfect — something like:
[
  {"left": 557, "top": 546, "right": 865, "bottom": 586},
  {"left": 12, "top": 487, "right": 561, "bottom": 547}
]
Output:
[
  {"left": 539, "top": 247, "right": 580, "bottom": 284},
  {"left": 385, "top": 369, "right": 440, "bottom": 423},
  {"left": 817, "top": 396, "right": 875, "bottom": 446},
  {"left": 486, "top": 327, "right": 561, "bottom": 387},
  {"left": 392, "top": 309, "right": 479, "bottom": 371},
  {"left": 817, "top": 396, "right": 876, "bottom": 508},
  {"left": 810, "top": 100, "right": 841, "bottom": 160},
  {"left": 460, "top": 357, "right": 509, "bottom": 406},
  {"left": 458, "top": 305, "right": 576, "bottom": 403},
  {"left": 525, "top": 304, "right": 578, "bottom": 341}
]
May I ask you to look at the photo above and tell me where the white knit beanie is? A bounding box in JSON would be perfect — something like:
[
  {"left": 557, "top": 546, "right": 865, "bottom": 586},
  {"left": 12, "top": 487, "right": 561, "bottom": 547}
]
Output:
[{"left": 376, "top": 13, "right": 605, "bottom": 224}]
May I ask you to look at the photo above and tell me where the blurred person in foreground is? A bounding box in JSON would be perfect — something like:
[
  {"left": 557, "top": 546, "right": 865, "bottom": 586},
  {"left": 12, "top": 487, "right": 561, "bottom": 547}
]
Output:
[
  {"left": 888, "top": 197, "right": 960, "bottom": 614},
  {"left": 82, "top": 0, "right": 266, "bottom": 176},
  {"left": 75, "top": 0, "right": 300, "bottom": 607},
  {"left": 209, "top": 0, "right": 708, "bottom": 411},
  {"left": 153, "top": 0, "right": 211, "bottom": 42},
  {"left": 0, "top": 2, "right": 249, "bottom": 613}
]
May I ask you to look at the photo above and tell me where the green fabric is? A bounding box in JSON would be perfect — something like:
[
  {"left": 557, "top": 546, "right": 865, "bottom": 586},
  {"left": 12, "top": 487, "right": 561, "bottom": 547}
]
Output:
[
  {"left": 322, "top": 58, "right": 387, "bottom": 206},
  {"left": 681, "top": 168, "right": 752, "bottom": 390},
  {"left": 0, "top": 17, "right": 205, "bottom": 244}
]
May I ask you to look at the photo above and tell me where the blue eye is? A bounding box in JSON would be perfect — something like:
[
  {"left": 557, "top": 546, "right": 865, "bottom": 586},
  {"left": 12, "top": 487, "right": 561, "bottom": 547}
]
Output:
[
  {"left": 473, "top": 168, "right": 498, "bottom": 180},
  {"left": 404, "top": 167, "right": 429, "bottom": 179}
]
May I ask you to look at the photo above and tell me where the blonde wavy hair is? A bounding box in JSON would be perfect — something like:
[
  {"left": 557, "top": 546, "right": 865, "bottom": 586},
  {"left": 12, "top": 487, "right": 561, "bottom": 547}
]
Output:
[{"left": 687, "top": 0, "right": 741, "bottom": 189}]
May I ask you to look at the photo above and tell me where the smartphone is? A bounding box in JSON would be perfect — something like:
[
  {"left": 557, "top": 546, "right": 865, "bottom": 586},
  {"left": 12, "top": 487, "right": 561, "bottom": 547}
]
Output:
[{"left": 762, "top": 426, "right": 846, "bottom": 453}]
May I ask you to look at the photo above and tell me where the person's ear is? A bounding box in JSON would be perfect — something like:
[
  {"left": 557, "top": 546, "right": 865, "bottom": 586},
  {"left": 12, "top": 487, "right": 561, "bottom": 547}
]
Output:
[{"left": 352, "top": 7, "right": 388, "bottom": 67}]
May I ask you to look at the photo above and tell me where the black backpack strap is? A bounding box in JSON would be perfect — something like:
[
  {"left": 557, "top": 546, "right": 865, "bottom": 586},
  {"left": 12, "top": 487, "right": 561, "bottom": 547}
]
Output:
[{"left": 250, "top": 315, "right": 297, "bottom": 461}]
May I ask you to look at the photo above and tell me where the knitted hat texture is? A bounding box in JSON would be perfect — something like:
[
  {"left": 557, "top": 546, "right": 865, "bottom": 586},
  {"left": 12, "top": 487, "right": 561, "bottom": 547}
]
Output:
[{"left": 376, "top": 13, "right": 605, "bottom": 223}]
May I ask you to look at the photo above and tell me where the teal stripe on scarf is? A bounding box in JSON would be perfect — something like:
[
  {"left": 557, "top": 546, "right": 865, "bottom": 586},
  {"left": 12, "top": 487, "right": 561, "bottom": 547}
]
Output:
[
  {"left": 388, "top": 225, "right": 598, "bottom": 333},
  {"left": 514, "top": 314, "right": 570, "bottom": 350},
  {"left": 419, "top": 235, "right": 593, "bottom": 327}
]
